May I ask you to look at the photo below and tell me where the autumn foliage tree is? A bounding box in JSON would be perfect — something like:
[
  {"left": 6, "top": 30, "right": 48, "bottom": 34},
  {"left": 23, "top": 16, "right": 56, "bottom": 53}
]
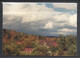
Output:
[{"left": 3, "top": 29, "right": 77, "bottom": 56}]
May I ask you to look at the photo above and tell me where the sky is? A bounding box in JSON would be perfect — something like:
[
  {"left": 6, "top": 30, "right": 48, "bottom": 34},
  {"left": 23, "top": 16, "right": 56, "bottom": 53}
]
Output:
[{"left": 3, "top": 2, "right": 77, "bottom": 36}]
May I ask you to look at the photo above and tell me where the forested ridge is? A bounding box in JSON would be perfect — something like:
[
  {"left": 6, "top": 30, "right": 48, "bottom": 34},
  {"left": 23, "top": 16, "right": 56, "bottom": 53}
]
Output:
[{"left": 3, "top": 29, "right": 77, "bottom": 56}]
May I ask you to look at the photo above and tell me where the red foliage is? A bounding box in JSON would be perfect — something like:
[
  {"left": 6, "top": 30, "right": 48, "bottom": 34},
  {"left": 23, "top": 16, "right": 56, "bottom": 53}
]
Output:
[
  {"left": 24, "top": 48, "right": 33, "bottom": 53},
  {"left": 52, "top": 42, "right": 58, "bottom": 47}
]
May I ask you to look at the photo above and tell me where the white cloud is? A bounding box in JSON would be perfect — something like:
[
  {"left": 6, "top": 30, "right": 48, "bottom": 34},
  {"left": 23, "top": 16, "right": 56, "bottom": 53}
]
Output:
[
  {"left": 58, "top": 28, "right": 76, "bottom": 32},
  {"left": 3, "top": 2, "right": 77, "bottom": 36},
  {"left": 43, "top": 22, "right": 54, "bottom": 29},
  {"left": 3, "top": 3, "right": 58, "bottom": 23},
  {"left": 53, "top": 3, "right": 77, "bottom": 10},
  {"left": 68, "top": 14, "right": 77, "bottom": 27},
  {"left": 53, "top": 13, "right": 77, "bottom": 27},
  {"left": 58, "top": 28, "right": 76, "bottom": 35},
  {"left": 53, "top": 13, "right": 71, "bottom": 22}
]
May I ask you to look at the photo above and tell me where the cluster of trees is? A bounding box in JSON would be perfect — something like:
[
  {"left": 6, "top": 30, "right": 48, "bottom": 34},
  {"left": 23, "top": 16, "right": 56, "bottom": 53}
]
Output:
[{"left": 3, "top": 29, "right": 77, "bottom": 56}]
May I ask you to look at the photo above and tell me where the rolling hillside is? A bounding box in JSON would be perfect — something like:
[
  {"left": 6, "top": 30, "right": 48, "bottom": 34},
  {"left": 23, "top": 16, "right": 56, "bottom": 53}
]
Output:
[{"left": 3, "top": 29, "right": 77, "bottom": 56}]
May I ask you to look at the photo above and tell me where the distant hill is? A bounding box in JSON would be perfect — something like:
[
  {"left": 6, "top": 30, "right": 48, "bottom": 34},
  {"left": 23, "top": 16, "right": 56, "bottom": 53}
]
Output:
[
  {"left": 3, "top": 28, "right": 57, "bottom": 46},
  {"left": 46, "top": 36, "right": 59, "bottom": 38}
]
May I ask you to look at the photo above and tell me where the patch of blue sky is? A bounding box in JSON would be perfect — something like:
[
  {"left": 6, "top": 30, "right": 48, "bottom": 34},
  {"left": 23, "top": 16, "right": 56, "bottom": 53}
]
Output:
[
  {"left": 53, "top": 8, "right": 77, "bottom": 14},
  {"left": 37, "top": 3, "right": 77, "bottom": 14},
  {"left": 45, "top": 3, "right": 77, "bottom": 14},
  {"left": 37, "top": 3, "right": 43, "bottom": 5}
]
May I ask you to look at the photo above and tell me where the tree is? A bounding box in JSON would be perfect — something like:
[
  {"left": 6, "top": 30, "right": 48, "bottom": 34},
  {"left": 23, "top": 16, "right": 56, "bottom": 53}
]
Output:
[
  {"left": 33, "top": 45, "right": 49, "bottom": 56},
  {"left": 3, "top": 43, "right": 20, "bottom": 56}
]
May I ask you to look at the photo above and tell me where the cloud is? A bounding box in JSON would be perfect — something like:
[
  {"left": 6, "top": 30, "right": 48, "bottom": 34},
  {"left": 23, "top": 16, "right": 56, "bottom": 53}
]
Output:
[
  {"left": 68, "top": 14, "right": 77, "bottom": 27},
  {"left": 58, "top": 28, "right": 76, "bottom": 32},
  {"left": 3, "top": 3, "right": 56, "bottom": 23},
  {"left": 53, "top": 13, "right": 70, "bottom": 22},
  {"left": 53, "top": 3, "right": 77, "bottom": 10},
  {"left": 3, "top": 2, "right": 77, "bottom": 36},
  {"left": 58, "top": 28, "right": 76, "bottom": 35},
  {"left": 43, "top": 22, "right": 54, "bottom": 29},
  {"left": 53, "top": 13, "right": 77, "bottom": 27}
]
